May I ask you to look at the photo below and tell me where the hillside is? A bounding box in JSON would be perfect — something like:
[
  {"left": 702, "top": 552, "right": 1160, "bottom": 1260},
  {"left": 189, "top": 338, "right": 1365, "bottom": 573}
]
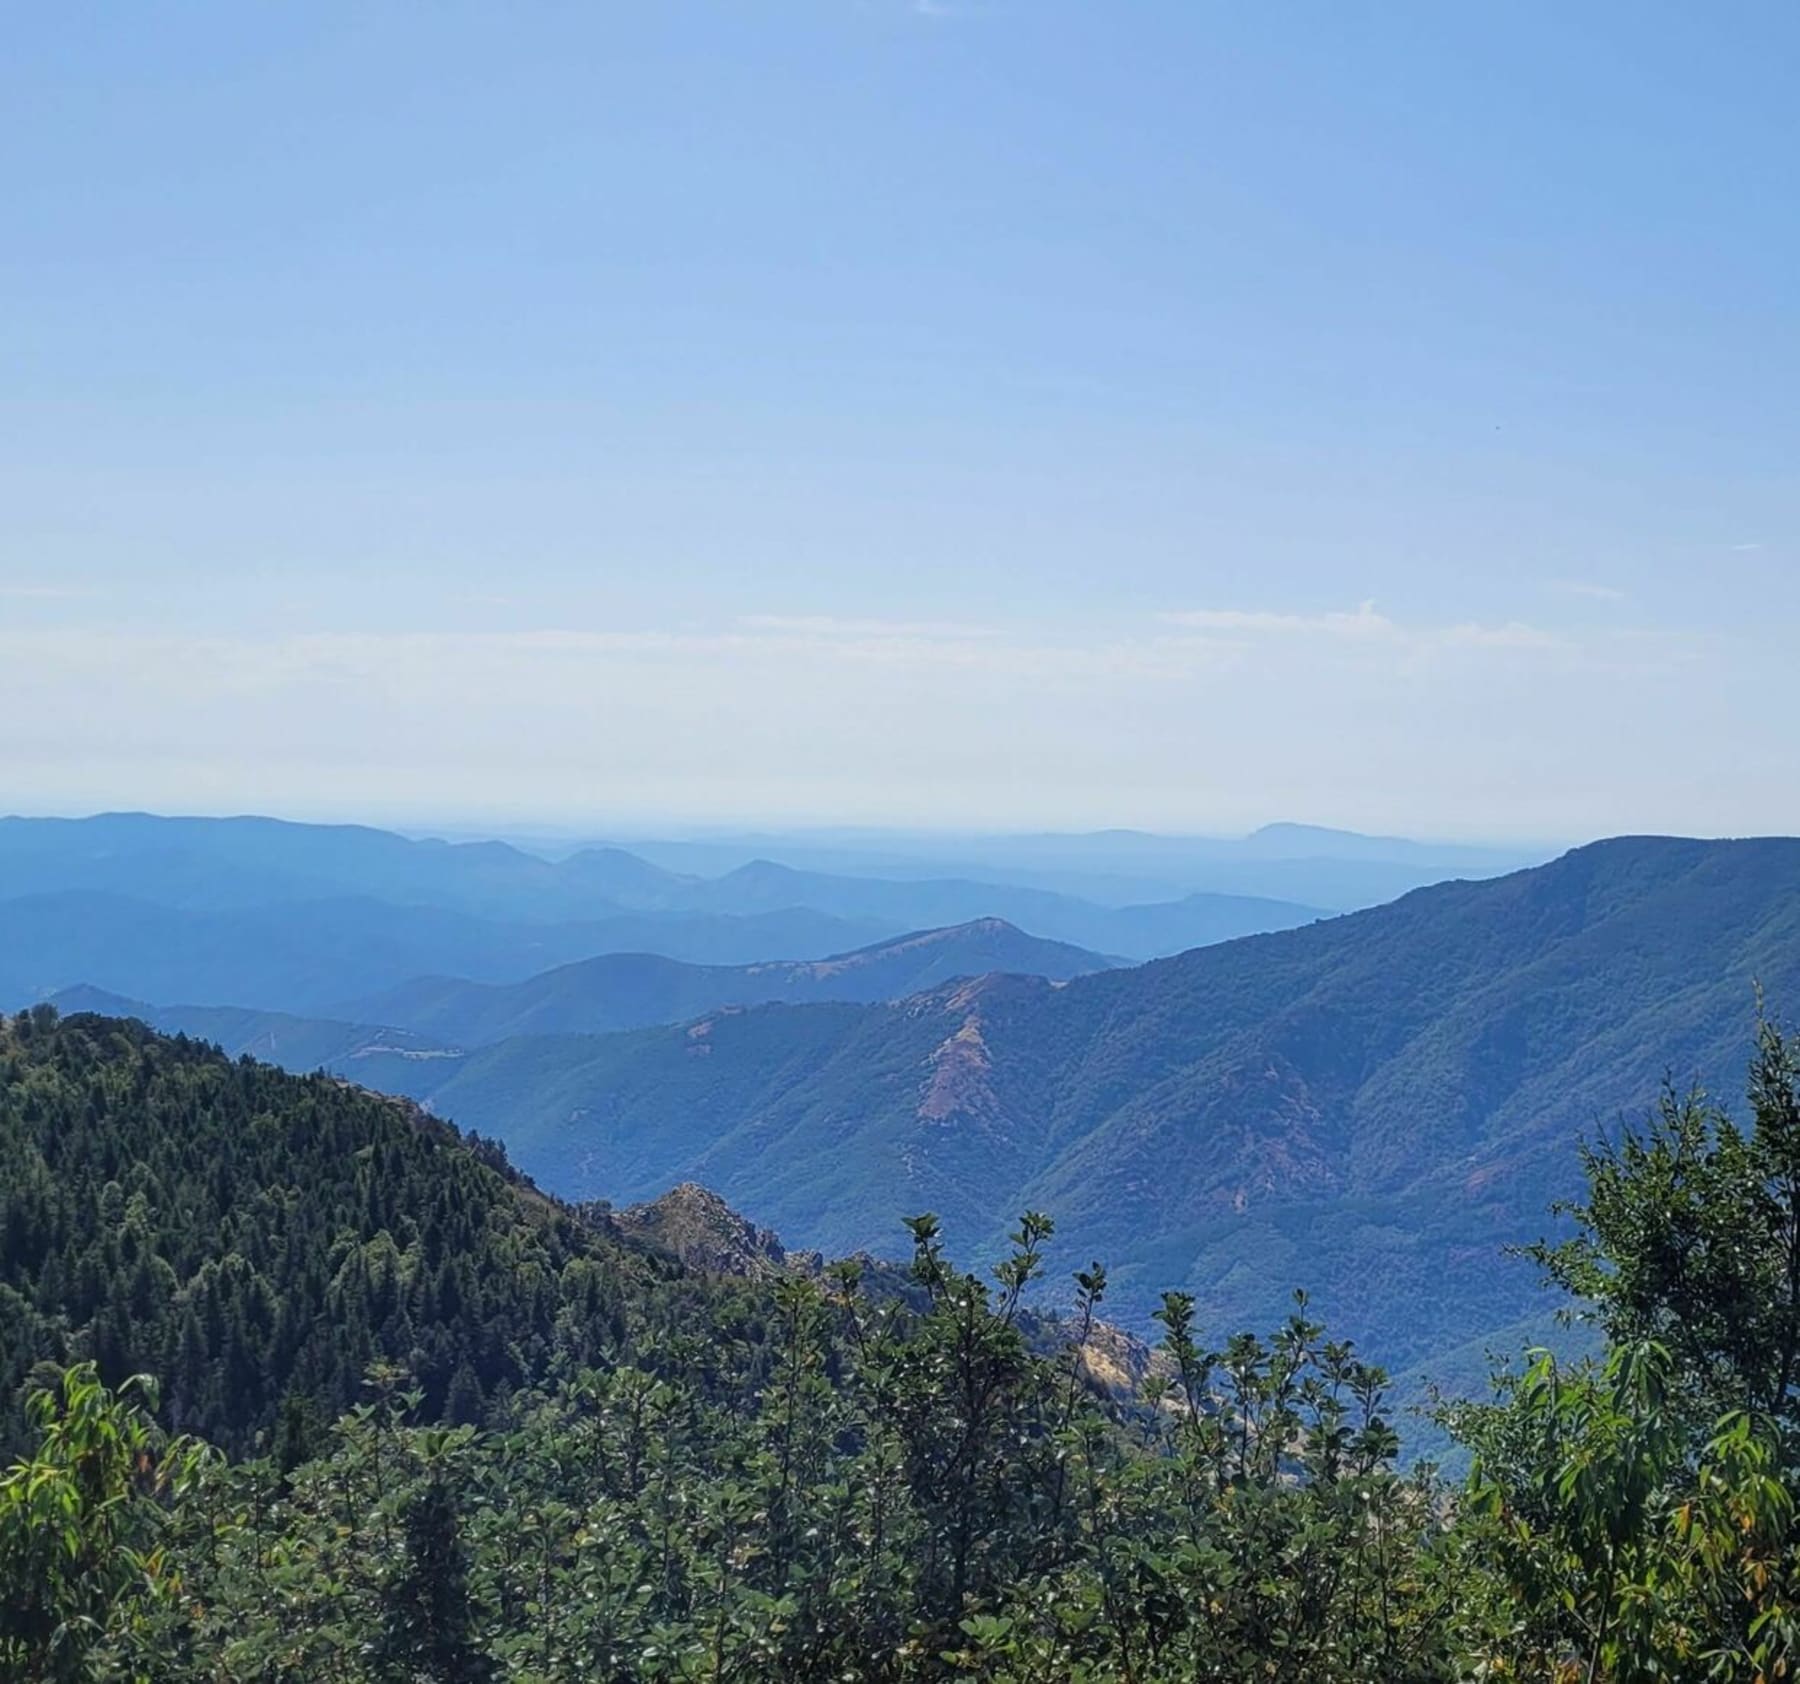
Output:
[
  {"left": 14, "top": 899, "right": 1800, "bottom": 1684},
  {"left": 321, "top": 837, "right": 1800, "bottom": 1387},
  {"left": 338, "top": 917, "right": 1117, "bottom": 1042},
  {"left": 0, "top": 1011, "right": 1484, "bottom": 1684},
  {"left": 0, "top": 1006, "right": 812, "bottom": 1458},
  {"left": 45, "top": 984, "right": 453, "bottom": 1070},
  {"left": 0, "top": 890, "right": 889, "bottom": 1012},
  {"left": 45, "top": 919, "right": 1116, "bottom": 1065}
]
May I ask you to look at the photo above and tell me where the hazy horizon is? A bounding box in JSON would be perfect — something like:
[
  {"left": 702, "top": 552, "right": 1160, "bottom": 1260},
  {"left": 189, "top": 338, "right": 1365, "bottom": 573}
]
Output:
[{"left": 0, "top": 801, "right": 1577, "bottom": 855}]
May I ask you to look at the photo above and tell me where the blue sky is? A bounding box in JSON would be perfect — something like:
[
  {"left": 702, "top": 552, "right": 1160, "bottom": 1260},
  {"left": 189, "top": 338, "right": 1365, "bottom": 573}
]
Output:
[{"left": 3, "top": 1, "right": 1796, "bottom": 838}]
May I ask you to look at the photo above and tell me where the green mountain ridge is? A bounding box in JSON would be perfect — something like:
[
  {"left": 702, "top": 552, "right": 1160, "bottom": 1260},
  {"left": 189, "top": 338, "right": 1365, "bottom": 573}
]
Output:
[
  {"left": 44, "top": 985, "right": 456, "bottom": 1071},
  {"left": 249, "top": 836, "right": 1800, "bottom": 1395},
  {"left": 46, "top": 917, "right": 1117, "bottom": 1063},
  {"left": 0, "top": 1007, "right": 1136, "bottom": 1455},
  {"left": 0, "top": 1007, "right": 765, "bottom": 1459},
  {"left": 334, "top": 916, "right": 1119, "bottom": 1041}
]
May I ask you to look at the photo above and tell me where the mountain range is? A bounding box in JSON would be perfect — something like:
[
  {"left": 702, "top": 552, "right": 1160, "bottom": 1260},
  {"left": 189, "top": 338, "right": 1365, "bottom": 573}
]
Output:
[
  {"left": 0, "top": 890, "right": 892, "bottom": 1011},
  {"left": 334, "top": 917, "right": 1114, "bottom": 1040},
  {"left": 99, "top": 834, "right": 1791, "bottom": 1399},
  {"left": 0, "top": 814, "right": 1334, "bottom": 991},
  {"left": 605, "top": 822, "right": 1550, "bottom": 913},
  {"left": 50, "top": 917, "right": 1115, "bottom": 1052}
]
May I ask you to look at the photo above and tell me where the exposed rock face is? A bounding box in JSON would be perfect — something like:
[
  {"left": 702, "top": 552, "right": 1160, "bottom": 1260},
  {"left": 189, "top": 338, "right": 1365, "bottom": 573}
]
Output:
[
  {"left": 618, "top": 1182, "right": 821, "bottom": 1278},
  {"left": 1074, "top": 1317, "right": 1157, "bottom": 1397}
]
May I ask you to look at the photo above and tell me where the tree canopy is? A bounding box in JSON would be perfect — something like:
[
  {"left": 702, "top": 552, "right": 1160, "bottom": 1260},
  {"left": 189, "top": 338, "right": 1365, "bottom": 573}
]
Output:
[{"left": 8, "top": 1004, "right": 1800, "bottom": 1680}]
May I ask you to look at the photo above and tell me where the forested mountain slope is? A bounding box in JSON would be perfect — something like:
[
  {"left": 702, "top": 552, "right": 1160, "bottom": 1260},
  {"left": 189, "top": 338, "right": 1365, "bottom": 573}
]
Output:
[
  {"left": 326, "top": 837, "right": 1800, "bottom": 1385},
  {"left": 17, "top": 980, "right": 1800, "bottom": 1681},
  {"left": 336, "top": 917, "right": 1116, "bottom": 1042},
  {"left": 0, "top": 1008, "right": 782, "bottom": 1459},
  {"left": 0, "top": 1008, "right": 1475, "bottom": 1683},
  {"left": 44, "top": 920, "right": 1116, "bottom": 1068},
  {"left": 46, "top": 983, "right": 454, "bottom": 1070}
]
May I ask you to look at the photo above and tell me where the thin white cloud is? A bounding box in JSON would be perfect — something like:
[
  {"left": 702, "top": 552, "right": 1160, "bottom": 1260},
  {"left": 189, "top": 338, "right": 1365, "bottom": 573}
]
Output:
[
  {"left": 1437, "top": 620, "right": 1562, "bottom": 650},
  {"left": 1161, "top": 601, "right": 1561, "bottom": 652},
  {"left": 1730, "top": 542, "right": 1765, "bottom": 553},
  {"left": 1162, "top": 601, "right": 1395, "bottom": 640}
]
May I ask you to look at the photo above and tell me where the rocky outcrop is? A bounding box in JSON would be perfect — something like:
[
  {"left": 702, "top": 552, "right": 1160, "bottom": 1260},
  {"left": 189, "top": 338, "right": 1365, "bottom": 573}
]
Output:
[{"left": 618, "top": 1182, "right": 822, "bottom": 1279}]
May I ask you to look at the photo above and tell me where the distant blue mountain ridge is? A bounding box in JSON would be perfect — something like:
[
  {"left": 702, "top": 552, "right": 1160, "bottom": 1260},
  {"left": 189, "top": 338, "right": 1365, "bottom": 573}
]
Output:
[{"left": 0, "top": 813, "right": 1455, "bottom": 1008}]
